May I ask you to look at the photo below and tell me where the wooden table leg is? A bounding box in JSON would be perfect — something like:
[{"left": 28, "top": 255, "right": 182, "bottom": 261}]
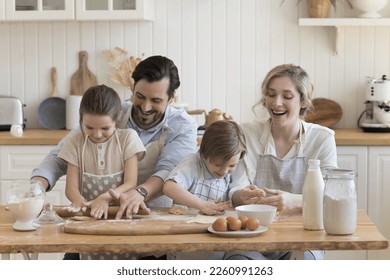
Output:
[{"left": 22, "top": 252, "right": 39, "bottom": 260}]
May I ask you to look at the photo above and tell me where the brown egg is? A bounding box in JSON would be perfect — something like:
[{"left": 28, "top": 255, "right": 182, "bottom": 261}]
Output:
[
  {"left": 226, "top": 216, "right": 242, "bottom": 231},
  {"left": 238, "top": 216, "right": 249, "bottom": 229},
  {"left": 246, "top": 217, "right": 260, "bottom": 231},
  {"left": 212, "top": 217, "right": 228, "bottom": 232}
]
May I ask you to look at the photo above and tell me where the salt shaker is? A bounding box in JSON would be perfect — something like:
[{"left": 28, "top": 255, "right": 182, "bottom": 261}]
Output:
[
  {"left": 302, "top": 159, "right": 324, "bottom": 230},
  {"left": 323, "top": 168, "right": 357, "bottom": 235},
  {"left": 10, "top": 124, "right": 23, "bottom": 137}
]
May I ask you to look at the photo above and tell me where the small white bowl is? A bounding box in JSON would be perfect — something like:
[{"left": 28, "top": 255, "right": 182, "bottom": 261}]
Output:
[
  {"left": 235, "top": 204, "right": 277, "bottom": 226},
  {"left": 352, "top": 0, "right": 388, "bottom": 18}
]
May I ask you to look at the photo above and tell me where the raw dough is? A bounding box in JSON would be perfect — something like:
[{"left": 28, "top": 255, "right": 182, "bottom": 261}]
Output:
[{"left": 168, "top": 204, "right": 189, "bottom": 215}]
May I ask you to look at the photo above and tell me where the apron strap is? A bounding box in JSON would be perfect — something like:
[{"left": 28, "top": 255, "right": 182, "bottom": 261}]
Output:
[
  {"left": 119, "top": 106, "right": 132, "bottom": 129},
  {"left": 114, "top": 129, "right": 124, "bottom": 169},
  {"left": 80, "top": 134, "right": 88, "bottom": 194}
]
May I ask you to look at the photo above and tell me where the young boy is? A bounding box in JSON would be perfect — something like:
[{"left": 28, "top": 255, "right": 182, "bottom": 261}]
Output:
[{"left": 163, "top": 120, "right": 246, "bottom": 215}]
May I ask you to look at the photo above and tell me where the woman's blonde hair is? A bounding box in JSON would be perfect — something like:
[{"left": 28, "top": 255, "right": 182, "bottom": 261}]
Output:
[
  {"left": 199, "top": 120, "right": 246, "bottom": 162},
  {"left": 253, "top": 64, "right": 314, "bottom": 116}
]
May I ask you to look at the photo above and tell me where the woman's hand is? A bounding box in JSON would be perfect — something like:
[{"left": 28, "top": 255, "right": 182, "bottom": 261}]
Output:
[
  {"left": 199, "top": 200, "right": 232, "bottom": 216},
  {"left": 234, "top": 185, "right": 266, "bottom": 205},
  {"left": 255, "top": 187, "right": 302, "bottom": 211}
]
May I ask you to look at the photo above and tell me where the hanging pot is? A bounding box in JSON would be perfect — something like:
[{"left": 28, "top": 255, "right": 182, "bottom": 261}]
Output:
[{"left": 38, "top": 67, "right": 66, "bottom": 130}]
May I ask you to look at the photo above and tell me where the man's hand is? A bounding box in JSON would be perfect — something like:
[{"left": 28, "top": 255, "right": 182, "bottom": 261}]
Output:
[
  {"left": 109, "top": 188, "right": 151, "bottom": 219},
  {"left": 31, "top": 176, "right": 49, "bottom": 191}
]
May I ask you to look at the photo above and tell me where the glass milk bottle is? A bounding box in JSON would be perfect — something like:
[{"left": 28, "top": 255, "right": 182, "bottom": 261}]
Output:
[
  {"left": 302, "top": 159, "right": 324, "bottom": 230},
  {"left": 323, "top": 169, "right": 357, "bottom": 235}
]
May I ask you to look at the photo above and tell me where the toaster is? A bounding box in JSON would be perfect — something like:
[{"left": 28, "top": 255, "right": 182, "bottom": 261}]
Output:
[{"left": 0, "top": 96, "right": 25, "bottom": 131}]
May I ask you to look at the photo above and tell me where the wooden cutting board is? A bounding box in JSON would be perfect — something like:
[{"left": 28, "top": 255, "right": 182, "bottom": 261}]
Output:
[
  {"left": 70, "top": 50, "right": 97, "bottom": 95},
  {"left": 64, "top": 219, "right": 210, "bottom": 235},
  {"left": 60, "top": 206, "right": 218, "bottom": 235},
  {"left": 304, "top": 98, "right": 343, "bottom": 128}
]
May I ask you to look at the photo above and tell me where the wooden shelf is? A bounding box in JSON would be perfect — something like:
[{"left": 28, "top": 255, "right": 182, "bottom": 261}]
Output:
[{"left": 299, "top": 18, "right": 390, "bottom": 55}]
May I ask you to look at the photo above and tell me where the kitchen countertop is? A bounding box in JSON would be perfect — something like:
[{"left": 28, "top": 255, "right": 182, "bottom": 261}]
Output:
[
  {"left": 334, "top": 128, "right": 390, "bottom": 146},
  {"left": 0, "top": 128, "right": 390, "bottom": 146},
  {"left": 0, "top": 129, "right": 70, "bottom": 145}
]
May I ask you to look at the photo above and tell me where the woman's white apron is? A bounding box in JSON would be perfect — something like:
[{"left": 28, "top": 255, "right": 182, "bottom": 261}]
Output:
[{"left": 253, "top": 123, "right": 308, "bottom": 194}]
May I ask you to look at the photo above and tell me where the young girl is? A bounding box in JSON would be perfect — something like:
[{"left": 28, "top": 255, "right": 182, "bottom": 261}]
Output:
[
  {"left": 163, "top": 120, "right": 248, "bottom": 215},
  {"left": 58, "top": 85, "right": 146, "bottom": 220}
]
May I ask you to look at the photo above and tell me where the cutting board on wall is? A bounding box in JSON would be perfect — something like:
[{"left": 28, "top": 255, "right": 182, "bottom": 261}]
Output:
[
  {"left": 70, "top": 50, "right": 97, "bottom": 96},
  {"left": 304, "top": 98, "right": 343, "bottom": 128}
]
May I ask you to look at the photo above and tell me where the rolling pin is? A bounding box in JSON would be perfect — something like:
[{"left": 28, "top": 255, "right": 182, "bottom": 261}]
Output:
[{"left": 53, "top": 206, "right": 149, "bottom": 219}]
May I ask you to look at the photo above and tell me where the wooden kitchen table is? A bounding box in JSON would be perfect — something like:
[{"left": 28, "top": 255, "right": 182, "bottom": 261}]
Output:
[{"left": 0, "top": 206, "right": 388, "bottom": 260}]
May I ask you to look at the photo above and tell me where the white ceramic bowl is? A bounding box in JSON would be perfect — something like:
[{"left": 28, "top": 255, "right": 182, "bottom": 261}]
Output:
[
  {"left": 6, "top": 182, "right": 45, "bottom": 231},
  {"left": 352, "top": 0, "right": 388, "bottom": 18},
  {"left": 235, "top": 204, "right": 277, "bottom": 226}
]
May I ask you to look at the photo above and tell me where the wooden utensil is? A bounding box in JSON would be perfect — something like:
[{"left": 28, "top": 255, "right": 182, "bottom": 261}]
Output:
[
  {"left": 304, "top": 98, "right": 343, "bottom": 128},
  {"left": 64, "top": 219, "right": 210, "bottom": 235},
  {"left": 54, "top": 206, "right": 149, "bottom": 218},
  {"left": 37, "top": 67, "right": 66, "bottom": 130},
  {"left": 70, "top": 51, "right": 97, "bottom": 95}
]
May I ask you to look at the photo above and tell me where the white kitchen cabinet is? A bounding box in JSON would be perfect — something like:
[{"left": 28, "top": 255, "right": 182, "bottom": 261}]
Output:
[
  {"left": 325, "top": 146, "right": 368, "bottom": 260},
  {"left": 0, "top": 145, "right": 69, "bottom": 260},
  {"left": 5, "top": 0, "right": 74, "bottom": 21},
  {"left": 75, "top": 0, "right": 154, "bottom": 21},
  {"left": 0, "top": 145, "right": 69, "bottom": 203},
  {"left": 3, "top": 0, "right": 154, "bottom": 21},
  {"left": 367, "top": 146, "right": 390, "bottom": 260},
  {"left": 0, "top": 0, "right": 5, "bottom": 20}
]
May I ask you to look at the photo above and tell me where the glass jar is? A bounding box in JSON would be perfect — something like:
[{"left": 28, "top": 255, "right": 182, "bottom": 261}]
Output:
[{"left": 323, "top": 168, "right": 357, "bottom": 235}]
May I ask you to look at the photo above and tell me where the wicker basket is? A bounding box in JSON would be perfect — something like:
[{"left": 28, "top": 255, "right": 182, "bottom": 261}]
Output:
[{"left": 307, "top": 0, "right": 331, "bottom": 18}]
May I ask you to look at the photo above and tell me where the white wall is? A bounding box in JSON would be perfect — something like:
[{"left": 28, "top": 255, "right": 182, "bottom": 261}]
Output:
[{"left": 1, "top": 0, "right": 390, "bottom": 129}]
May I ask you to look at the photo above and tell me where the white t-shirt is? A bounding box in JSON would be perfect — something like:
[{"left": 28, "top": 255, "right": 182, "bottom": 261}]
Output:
[
  {"left": 229, "top": 119, "right": 338, "bottom": 198},
  {"left": 58, "top": 128, "right": 146, "bottom": 175}
]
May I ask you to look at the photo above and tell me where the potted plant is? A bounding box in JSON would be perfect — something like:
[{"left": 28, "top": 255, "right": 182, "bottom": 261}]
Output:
[{"left": 280, "top": 0, "right": 353, "bottom": 18}]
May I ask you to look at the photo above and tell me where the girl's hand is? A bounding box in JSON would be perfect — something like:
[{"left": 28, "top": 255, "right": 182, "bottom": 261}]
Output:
[
  {"left": 199, "top": 200, "right": 232, "bottom": 216},
  {"left": 65, "top": 197, "right": 87, "bottom": 213},
  {"left": 85, "top": 196, "right": 110, "bottom": 219}
]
